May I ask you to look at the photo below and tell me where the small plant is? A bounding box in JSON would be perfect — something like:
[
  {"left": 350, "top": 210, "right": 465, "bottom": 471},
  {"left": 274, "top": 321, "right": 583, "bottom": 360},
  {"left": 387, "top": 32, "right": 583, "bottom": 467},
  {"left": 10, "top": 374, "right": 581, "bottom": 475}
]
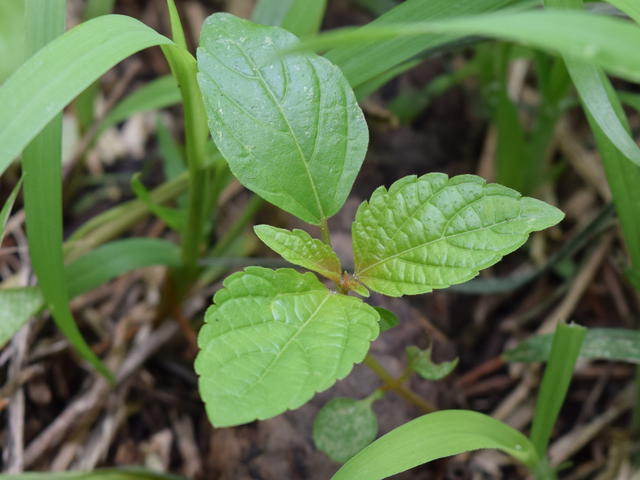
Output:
[{"left": 192, "top": 13, "right": 564, "bottom": 476}]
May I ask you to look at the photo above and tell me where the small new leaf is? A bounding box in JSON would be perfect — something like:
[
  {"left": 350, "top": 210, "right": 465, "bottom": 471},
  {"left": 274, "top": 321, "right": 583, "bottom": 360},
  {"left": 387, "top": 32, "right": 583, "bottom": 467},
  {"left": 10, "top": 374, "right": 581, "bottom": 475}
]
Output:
[
  {"left": 313, "top": 397, "right": 379, "bottom": 463},
  {"left": 254, "top": 224, "right": 342, "bottom": 282},
  {"left": 197, "top": 13, "right": 368, "bottom": 225},
  {"left": 195, "top": 267, "right": 379, "bottom": 427},
  {"left": 352, "top": 173, "right": 564, "bottom": 297},
  {"left": 406, "top": 346, "right": 458, "bottom": 381},
  {"left": 373, "top": 306, "right": 399, "bottom": 332}
]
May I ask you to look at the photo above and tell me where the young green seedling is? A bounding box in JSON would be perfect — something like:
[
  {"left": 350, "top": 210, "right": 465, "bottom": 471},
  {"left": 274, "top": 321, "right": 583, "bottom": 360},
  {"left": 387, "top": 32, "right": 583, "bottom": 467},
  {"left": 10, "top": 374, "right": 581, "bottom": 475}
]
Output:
[{"left": 193, "top": 13, "right": 563, "bottom": 431}]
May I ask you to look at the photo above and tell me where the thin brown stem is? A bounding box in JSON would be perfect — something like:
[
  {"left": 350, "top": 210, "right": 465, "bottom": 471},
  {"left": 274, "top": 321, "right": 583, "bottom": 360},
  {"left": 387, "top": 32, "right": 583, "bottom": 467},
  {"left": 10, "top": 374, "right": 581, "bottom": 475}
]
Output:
[{"left": 364, "top": 354, "right": 436, "bottom": 414}]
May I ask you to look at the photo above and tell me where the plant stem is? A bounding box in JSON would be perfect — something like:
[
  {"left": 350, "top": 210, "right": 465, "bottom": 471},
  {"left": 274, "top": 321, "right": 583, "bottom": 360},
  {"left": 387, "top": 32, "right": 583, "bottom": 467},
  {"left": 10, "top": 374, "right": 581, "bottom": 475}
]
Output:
[
  {"left": 319, "top": 217, "right": 331, "bottom": 245},
  {"left": 364, "top": 354, "right": 436, "bottom": 413}
]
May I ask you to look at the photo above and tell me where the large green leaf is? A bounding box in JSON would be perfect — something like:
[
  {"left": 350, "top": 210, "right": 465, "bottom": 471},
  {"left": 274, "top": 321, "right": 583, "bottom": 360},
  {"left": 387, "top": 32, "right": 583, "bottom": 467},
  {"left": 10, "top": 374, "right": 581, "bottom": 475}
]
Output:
[
  {"left": 352, "top": 174, "right": 564, "bottom": 297},
  {"left": 195, "top": 267, "right": 379, "bottom": 427},
  {"left": 254, "top": 224, "right": 342, "bottom": 282},
  {"left": 0, "top": 14, "right": 173, "bottom": 177},
  {"left": 196, "top": 13, "right": 368, "bottom": 225},
  {"left": 332, "top": 410, "right": 540, "bottom": 479}
]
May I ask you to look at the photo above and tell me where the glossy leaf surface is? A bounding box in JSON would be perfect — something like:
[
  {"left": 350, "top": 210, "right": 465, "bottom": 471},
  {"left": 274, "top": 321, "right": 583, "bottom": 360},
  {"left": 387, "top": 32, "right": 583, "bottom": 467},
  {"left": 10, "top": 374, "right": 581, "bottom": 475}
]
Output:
[
  {"left": 313, "top": 397, "right": 379, "bottom": 463},
  {"left": 197, "top": 13, "right": 368, "bottom": 225},
  {"left": 352, "top": 174, "right": 564, "bottom": 297},
  {"left": 332, "top": 410, "right": 539, "bottom": 479},
  {"left": 195, "top": 267, "right": 379, "bottom": 427},
  {"left": 254, "top": 224, "right": 342, "bottom": 281}
]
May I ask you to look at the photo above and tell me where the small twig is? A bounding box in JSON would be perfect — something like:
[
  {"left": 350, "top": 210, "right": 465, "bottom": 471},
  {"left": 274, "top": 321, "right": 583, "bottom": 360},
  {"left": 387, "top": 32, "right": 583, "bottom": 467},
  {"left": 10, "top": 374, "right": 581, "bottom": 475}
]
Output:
[
  {"left": 538, "top": 234, "right": 613, "bottom": 334},
  {"left": 4, "top": 324, "right": 31, "bottom": 473},
  {"left": 24, "top": 321, "right": 178, "bottom": 467}
]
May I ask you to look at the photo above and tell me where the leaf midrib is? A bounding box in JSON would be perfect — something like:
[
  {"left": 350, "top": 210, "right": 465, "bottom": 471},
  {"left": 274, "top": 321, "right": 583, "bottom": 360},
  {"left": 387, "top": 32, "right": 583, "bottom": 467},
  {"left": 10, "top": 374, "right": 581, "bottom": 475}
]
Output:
[
  {"left": 231, "top": 39, "right": 327, "bottom": 223},
  {"left": 234, "top": 291, "right": 332, "bottom": 398},
  {"left": 356, "top": 213, "right": 526, "bottom": 277}
]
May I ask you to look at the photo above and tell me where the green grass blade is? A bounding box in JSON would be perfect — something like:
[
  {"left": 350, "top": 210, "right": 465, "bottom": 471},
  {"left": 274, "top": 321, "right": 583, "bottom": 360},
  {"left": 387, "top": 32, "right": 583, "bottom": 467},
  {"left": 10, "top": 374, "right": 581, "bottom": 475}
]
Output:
[
  {"left": 0, "top": 0, "right": 25, "bottom": 83},
  {"left": 353, "top": 0, "right": 398, "bottom": 17},
  {"left": 605, "top": 0, "right": 640, "bottom": 23},
  {"left": 325, "top": 0, "right": 517, "bottom": 88},
  {"left": 530, "top": 323, "right": 586, "bottom": 456},
  {"left": 166, "top": 0, "right": 188, "bottom": 50},
  {"left": 0, "top": 14, "right": 173, "bottom": 176},
  {"left": 0, "top": 238, "right": 182, "bottom": 348},
  {"left": 130, "top": 174, "right": 185, "bottom": 232},
  {"left": 65, "top": 238, "right": 181, "bottom": 297},
  {"left": 306, "top": 10, "right": 640, "bottom": 88},
  {"left": 493, "top": 45, "right": 531, "bottom": 192},
  {"left": 75, "top": 0, "right": 116, "bottom": 131},
  {"left": 253, "top": 0, "right": 327, "bottom": 36},
  {"left": 0, "top": 176, "right": 23, "bottom": 244},
  {"left": 505, "top": 327, "right": 640, "bottom": 364},
  {"left": 98, "top": 75, "right": 181, "bottom": 135},
  {"left": 332, "top": 410, "right": 540, "bottom": 479},
  {"left": 23, "top": 0, "right": 112, "bottom": 380},
  {"left": 544, "top": 0, "right": 640, "bottom": 286}
]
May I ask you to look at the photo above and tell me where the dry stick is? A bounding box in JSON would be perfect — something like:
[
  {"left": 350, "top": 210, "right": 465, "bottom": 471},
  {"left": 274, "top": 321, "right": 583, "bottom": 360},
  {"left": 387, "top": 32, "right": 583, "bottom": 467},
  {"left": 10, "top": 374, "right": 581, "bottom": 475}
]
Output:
[
  {"left": 549, "top": 384, "right": 634, "bottom": 466},
  {"left": 556, "top": 118, "right": 611, "bottom": 201},
  {"left": 24, "top": 321, "right": 178, "bottom": 467},
  {"left": 363, "top": 354, "right": 436, "bottom": 413},
  {"left": 4, "top": 324, "right": 31, "bottom": 473},
  {"left": 538, "top": 234, "right": 613, "bottom": 334},
  {"left": 73, "top": 387, "right": 131, "bottom": 470}
]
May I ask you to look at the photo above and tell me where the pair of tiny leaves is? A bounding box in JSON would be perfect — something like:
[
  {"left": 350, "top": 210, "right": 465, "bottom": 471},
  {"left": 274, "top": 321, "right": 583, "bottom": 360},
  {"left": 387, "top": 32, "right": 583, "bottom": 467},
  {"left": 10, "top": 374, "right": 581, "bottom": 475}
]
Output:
[
  {"left": 194, "top": 14, "right": 564, "bottom": 427},
  {"left": 195, "top": 173, "right": 563, "bottom": 427}
]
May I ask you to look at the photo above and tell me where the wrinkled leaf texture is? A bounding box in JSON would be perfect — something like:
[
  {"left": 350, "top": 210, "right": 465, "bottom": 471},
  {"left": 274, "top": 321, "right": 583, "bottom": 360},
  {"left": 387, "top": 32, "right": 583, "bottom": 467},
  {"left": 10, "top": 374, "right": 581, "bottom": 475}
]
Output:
[
  {"left": 195, "top": 267, "right": 379, "bottom": 427},
  {"left": 353, "top": 174, "right": 564, "bottom": 296}
]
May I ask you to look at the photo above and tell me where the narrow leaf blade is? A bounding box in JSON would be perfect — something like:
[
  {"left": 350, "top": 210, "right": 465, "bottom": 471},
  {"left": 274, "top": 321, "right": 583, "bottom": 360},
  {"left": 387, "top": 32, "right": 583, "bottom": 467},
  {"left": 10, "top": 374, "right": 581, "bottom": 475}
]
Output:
[
  {"left": 505, "top": 327, "right": 640, "bottom": 365},
  {"left": 254, "top": 224, "right": 342, "bottom": 281},
  {"left": 352, "top": 174, "right": 564, "bottom": 297},
  {"left": 65, "top": 238, "right": 181, "bottom": 297},
  {"left": 530, "top": 323, "right": 586, "bottom": 455},
  {"left": 332, "top": 410, "right": 539, "bottom": 479},
  {"left": 196, "top": 13, "right": 368, "bottom": 225},
  {"left": 325, "top": 0, "right": 517, "bottom": 89},
  {"left": 0, "top": 176, "right": 23, "bottom": 245},
  {"left": 0, "top": 14, "right": 172, "bottom": 176},
  {"left": 195, "top": 267, "right": 379, "bottom": 427}
]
